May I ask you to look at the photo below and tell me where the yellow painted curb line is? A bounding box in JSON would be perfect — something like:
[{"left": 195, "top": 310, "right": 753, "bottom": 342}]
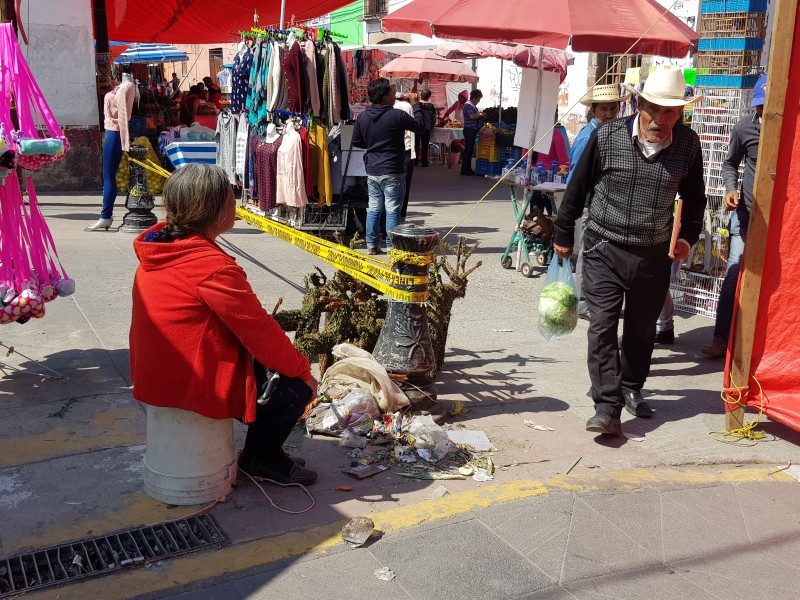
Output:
[{"left": 21, "top": 466, "right": 794, "bottom": 600}]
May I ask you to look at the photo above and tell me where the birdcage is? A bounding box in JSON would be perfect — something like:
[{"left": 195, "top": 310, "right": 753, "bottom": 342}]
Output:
[{"left": 699, "top": 11, "right": 768, "bottom": 38}]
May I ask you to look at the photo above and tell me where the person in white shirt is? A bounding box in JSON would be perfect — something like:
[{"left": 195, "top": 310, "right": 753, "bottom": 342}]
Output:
[{"left": 394, "top": 94, "right": 416, "bottom": 219}]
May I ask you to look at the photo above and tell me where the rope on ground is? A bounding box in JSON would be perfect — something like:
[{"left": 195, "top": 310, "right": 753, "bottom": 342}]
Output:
[
  {"left": 239, "top": 468, "right": 316, "bottom": 515},
  {"left": 438, "top": 0, "right": 685, "bottom": 245},
  {"left": 708, "top": 374, "right": 772, "bottom": 446}
]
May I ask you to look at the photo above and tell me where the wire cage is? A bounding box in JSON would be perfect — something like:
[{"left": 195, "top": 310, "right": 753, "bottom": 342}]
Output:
[
  {"left": 671, "top": 269, "right": 724, "bottom": 319},
  {"left": 696, "top": 49, "right": 762, "bottom": 75},
  {"left": 699, "top": 11, "right": 768, "bottom": 38}
]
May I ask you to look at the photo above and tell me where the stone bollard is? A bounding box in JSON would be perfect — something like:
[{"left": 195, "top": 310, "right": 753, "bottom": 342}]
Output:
[
  {"left": 119, "top": 144, "right": 158, "bottom": 233},
  {"left": 372, "top": 224, "right": 441, "bottom": 417}
]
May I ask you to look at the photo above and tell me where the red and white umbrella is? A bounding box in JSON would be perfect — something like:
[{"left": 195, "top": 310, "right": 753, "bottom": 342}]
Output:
[
  {"left": 382, "top": 0, "right": 699, "bottom": 58},
  {"left": 379, "top": 50, "right": 479, "bottom": 83}
]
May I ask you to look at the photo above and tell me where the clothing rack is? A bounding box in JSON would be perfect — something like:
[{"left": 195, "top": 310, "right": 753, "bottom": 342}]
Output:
[{"left": 237, "top": 27, "right": 291, "bottom": 40}]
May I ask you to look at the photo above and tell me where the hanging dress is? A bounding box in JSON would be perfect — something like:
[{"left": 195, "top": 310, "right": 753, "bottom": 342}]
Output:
[
  {"left": 230, "top": 49, "right": 253, "bottom": 113},
  {"left": 276, "top": 129, "right": 306, "bottom": 208},
  {"left": 254, "top": 136, "right": 282, "bottom": 212}
]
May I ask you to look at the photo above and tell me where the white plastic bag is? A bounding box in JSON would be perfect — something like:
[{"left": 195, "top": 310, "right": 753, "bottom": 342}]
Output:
[
  {"left": 538, "top": 256, "right": 579, "bottom": 341},
  {"left": 320, "top": 344, "right": 409, "bottom": 412}
]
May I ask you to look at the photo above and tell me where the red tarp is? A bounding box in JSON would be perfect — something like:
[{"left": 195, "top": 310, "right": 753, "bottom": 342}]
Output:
[
  {"left": 382, "top": 0, "right": 699, "bottom": 58},
  {"left": 724, "top": 3, "right": 800, "bottom": 431},
  {"left": 107, "top": 0, "right": 355, "bottom": 43}
]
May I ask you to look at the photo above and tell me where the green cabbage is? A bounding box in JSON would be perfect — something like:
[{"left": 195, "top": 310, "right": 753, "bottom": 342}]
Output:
[{"left": 538, "top": 281, "right": 578, "bottom": 339}]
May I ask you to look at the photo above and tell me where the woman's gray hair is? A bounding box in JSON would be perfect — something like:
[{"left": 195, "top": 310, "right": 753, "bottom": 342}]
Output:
[{"left": 160, "top": 164, "right": 230, "bottom": 239}]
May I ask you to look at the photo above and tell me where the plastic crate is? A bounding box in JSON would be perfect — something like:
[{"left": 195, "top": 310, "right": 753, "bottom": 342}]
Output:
[
  {"left": 498, "top": 146, "right": 524, "bottom": 163},
  {"left": 475, "top": 159, "right": 500, "bottom": 176},
  {"left": 496, "top": 131, "right": 515, "bottom": 147},
  {"left": 699, "top": 12, "right": 767, "bottom": 37},
  {"left": 476, "top": 144, "right": 499, "bottom": 161},
  {"left": 701, "top": 0, "right": 767, "bottom": 13},
  {"left": 697, "top": 37, "right": 764, "bottom": 51},
  {"left": 695, "top": 74, "right": 760, "bottom": 88}
]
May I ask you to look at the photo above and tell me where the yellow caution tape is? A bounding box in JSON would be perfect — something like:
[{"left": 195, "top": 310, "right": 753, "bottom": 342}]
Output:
[
  {"left": 236, "top": 207, "right": 429, "bottom": 303},
  {"left": 128, "top": 157, "right": 172, "bottom": 179}
]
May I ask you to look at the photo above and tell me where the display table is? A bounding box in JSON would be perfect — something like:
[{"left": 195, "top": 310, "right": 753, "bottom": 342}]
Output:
[
  {"left": 430, "top": 127, "right": 465, "bottom": 166},
  {"left": 430, "top": 127, "right": 464, "bottom": 145},
  {"left": 486, "top": 176, "right": 567, "bottom": 276},
  {"left": 159, "top": 131, "right": 216, "bottom": 169}
]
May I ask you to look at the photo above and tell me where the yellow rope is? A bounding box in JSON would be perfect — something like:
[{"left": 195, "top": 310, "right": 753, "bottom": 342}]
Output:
[
  {"left": 708, "top": 374, "right": 770, "bottom": 446},
  {"left": 438, "top": 0, "right": 686, "bottom": 245}
]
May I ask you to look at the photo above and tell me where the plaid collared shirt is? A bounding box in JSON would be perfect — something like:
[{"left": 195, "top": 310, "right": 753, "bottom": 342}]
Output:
[{"left": 463, "top": 101, "right": 480, "bottom": 129}]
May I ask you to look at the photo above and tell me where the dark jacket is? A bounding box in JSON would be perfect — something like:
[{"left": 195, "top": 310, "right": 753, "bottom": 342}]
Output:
[
  {"left": 721, "top": 112, "right": 760, "bottom": 216},
  {"left": 352, "top": 104, "right": 426, "bottom": 176},
  {"left": 420, "top": 102, "right": 437, "bottom": 131}
]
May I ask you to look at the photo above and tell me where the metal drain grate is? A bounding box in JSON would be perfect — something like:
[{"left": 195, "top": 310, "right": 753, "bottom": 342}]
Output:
[{"left": 0, "top": 514, "right": 226, "bottom": 597}]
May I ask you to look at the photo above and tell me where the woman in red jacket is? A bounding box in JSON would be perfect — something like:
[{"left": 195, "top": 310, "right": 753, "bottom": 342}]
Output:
[{"left": 130, "top": 164, "right": 318, "bottom": 485}]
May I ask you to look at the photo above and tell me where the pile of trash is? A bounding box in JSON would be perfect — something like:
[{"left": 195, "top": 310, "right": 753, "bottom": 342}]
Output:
[{"left": 307, "top": 344, "right": 496, "bottom": 481}]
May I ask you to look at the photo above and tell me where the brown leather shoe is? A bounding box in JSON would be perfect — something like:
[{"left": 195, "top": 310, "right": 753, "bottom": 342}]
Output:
[{"left": 700, "top": 338, "right": 727, "bottom": 358}]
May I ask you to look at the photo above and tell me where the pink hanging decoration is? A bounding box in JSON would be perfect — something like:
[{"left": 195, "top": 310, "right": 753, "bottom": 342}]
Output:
[{"left": 0, "top": 23, "right": 72, "bottom": 325}]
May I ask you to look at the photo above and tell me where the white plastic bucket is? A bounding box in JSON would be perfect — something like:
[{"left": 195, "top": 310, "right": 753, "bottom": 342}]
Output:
[{"left": 143, "top": 405, "right": 237, "bottom": 505}]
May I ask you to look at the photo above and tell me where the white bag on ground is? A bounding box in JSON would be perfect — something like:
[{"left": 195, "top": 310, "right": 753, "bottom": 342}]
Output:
[{"left": 320, "top": 344, "right": 410, "bottom": 412}]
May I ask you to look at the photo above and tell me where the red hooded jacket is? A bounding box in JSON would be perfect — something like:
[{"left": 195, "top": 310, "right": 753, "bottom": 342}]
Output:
[{"left": 129, "top": 223, "right": 311, "bottom": 423}]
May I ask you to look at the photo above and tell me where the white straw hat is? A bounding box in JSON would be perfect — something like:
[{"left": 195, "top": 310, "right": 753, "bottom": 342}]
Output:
[
  {"left": 624, "top": 69, "right": 701, "bottom": 106},
  {"left": 579, "top": 84, "right": 630, "bottom": 105}
]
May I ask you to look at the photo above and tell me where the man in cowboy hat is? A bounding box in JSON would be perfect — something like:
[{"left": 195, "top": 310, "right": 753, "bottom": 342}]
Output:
[
  {"left": 700, "top": 75, "right": 766, "bottom": 358},
  {"left": 553, "top": 68, "right": 707, "bottom": 436},
  {"left": 568, "top": 84, "right": 629, "bottom": 184},
  {"left": 568, "top": 84, "right": 630, "bottom": 321}
]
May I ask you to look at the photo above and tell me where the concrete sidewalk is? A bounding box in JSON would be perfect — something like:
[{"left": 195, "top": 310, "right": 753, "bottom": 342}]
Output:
[
  {"left": 2, "top": 166, "right": 799, "bottom": 600},
  {"left": 136, "top": 469, "right": 800, "bottom": 600}
]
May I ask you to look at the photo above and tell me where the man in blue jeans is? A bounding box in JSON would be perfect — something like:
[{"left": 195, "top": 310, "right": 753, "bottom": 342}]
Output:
[
  {"left": 701, "top": 75, "right": 765, "bottom": 358},
  {"left": 352, "top": 78, "right": 426, "bottom": 254}
]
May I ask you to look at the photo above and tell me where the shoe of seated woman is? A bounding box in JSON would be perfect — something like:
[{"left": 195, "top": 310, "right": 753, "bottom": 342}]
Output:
[{"left": 238, "top": 451, "right": 317, "bottom": 485}]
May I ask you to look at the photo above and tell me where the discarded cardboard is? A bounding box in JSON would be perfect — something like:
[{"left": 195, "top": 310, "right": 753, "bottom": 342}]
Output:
[{"left": 342, "top": 464, "right": 390, "bottom": 479}]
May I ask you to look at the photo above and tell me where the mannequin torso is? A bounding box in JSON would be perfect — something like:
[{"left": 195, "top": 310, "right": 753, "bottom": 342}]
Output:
[{"left": 265, "top": 123, "right": 280, "bottom": 143}]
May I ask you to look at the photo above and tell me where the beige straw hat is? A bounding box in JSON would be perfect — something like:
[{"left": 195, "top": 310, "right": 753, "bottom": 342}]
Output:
[
  {"left": 624, "top": 68, "right": 702, "bottom": 107},
  {"left": 579, "top": 84, "right": 630, "bottom": 106}
]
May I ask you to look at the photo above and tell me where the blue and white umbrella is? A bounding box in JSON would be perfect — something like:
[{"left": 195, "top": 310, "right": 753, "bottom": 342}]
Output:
[{"left": 114, "top": 43, "right": 189, "bottom": 64}]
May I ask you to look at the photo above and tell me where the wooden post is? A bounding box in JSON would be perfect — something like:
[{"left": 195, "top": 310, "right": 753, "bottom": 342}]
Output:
[{"left": 727, "top": 0, "right": 799, "bottom": 430}]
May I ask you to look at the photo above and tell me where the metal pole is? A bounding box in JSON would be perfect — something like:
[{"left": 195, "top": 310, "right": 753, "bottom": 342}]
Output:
[
  {"left": 280, "top": 0, "right": 286, "bottom": 29},
  {"left": 526, "top": 48, "right": 544, "bottom": 182},
  {"left": 498, "top": 59, "right": 504, "bottom": 126}
]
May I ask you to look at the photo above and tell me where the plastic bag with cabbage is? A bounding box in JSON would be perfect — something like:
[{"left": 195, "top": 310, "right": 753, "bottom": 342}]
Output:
[{"left": 538, "top": 257, "right": 578, "bottom": 341}]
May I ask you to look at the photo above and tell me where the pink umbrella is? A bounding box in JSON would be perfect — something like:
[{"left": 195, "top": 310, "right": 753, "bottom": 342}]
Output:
[
  {"left": 382, "top": 0, "right": 699, "bottom": 57},
  {"left": 379, "top": 50, "right": 479, "bottom": 83},
  {"left": 435, "top": 41, "right": 570, "bottom": 82}
]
